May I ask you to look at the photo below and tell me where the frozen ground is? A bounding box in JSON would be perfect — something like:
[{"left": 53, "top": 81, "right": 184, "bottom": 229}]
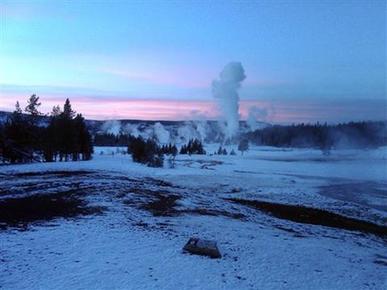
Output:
[{"left": 0, "top": 145, "right": 386, "bottom": 289}]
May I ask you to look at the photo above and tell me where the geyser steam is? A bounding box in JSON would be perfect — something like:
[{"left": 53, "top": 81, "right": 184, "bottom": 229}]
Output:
[
  {"left": 247, "top": 106, "right": 269, "bottom": 131},
  {"left": 212, "top": 62, "right": 246, "bottom": 139},
  {"left": 101, "top": 120, "right": 121, "bottom": 135},
  {"left": 153, "top": 122, "right": 170, "bottom": 144}
]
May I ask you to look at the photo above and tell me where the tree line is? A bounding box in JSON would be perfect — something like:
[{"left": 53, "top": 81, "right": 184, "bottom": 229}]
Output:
[
  {"left": 244, "top": 121, "right": 387, "bottom": 150},
  {"left": 94, "top": 133, "right": 133, "bottom": 146},
  {"left": 127, "top": 136, "right": 207, "bottom": 167},
  {"left": 0, "top": 95, "right": 93, "bottom": 163},
  {"left": 127, "top": 136, "right": 178, "bottom": 167},
  {"left": 180, "top": 139, "right": 206, "bottom": 155}
]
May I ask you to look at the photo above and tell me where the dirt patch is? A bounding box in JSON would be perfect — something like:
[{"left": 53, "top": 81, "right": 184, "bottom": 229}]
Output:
[
  {"left": 180, "top": 208, "right": 245, "bottom": 220},
  {"left": 144, "top": 178, "right": 174, "bottom": 187},
  {"left": 2, "top": 171, "right": 183, "bottom": 230},
  {"left": 227, "top": 198, "right": 387, "bottom": 238},
  {"left": 122, "top": 179, "right": 183, "bottom": 217},
  {"left": 273, "top": 224, "right": 307, "bottom": 237},
  {"left": 13, "top": 170, "right": 95, "bottom": 178},
  {"left": 140, "top": 194, "right": 180, "bottom": 216},
  {"left": 128, "top": 189, "right": 245, "bottom": 219},
  {"left": 0, "top": 191, "right": 104, "bottom": 231}
]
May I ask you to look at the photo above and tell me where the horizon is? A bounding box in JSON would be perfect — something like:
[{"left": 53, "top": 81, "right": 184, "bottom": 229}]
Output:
[
  {"left": 1, "top": 103, "right": 385, "bottom": 126},
  {"left": 1, "top": 0, "right": 386, "bottom": 123}
]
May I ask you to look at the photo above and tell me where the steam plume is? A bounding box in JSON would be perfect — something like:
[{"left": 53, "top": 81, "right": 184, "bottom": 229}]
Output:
[
  {"left": 212, "top": 62, "right": 246, "bottom": 139},
  {"left": 247, "top": 106, "right": 268, "bottom": 131},
  {"left": 101, "top": 120, "right": 121, "bottom": 135},
  {"left": 153, "top": 122, "right": 170, "bottom": 144}
]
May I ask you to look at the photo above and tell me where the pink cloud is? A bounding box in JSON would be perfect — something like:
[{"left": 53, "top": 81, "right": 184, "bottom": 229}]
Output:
[
  {"left": 0, "top": 93, "right": 273, "bottom": 121},
  {"left": 0, "top": 94, "right": 217, "bottom": 120},
  {"left": 74, "top": 99, "right": 219, "bottom": 120},
  {"left": 1, "top": 92, "right": 385, "bottom": 123}
]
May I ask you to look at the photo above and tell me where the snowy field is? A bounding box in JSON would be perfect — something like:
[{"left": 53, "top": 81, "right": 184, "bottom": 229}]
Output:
[{"left": 1, "top": 145, "right": 386, "bottom": 289}]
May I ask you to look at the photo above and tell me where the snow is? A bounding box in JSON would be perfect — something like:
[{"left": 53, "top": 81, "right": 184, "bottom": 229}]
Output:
[{"left": 1, "top": 145, "right": 386, "bottom": 289}]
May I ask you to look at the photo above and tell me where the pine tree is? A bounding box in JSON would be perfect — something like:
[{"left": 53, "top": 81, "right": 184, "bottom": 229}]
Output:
[
  {"left": 3, "top": 101, "right": 32, "bottom": 162},
  {"left": 5, "top": 96, "right": 93, "bottom": 163},
  {"left": 24, "top": 94, "right": 41, "bottom": 116},
  {"left": 129, "top": 136, "right": 163, "bottom": 167},
  {"left": 51, "top": 105, "right": 61, "bottom": 117},
  {"left": 63, "top": 98, "right": 75, "bottom": 119},
  {"left": 180, "top": 144, "right": 187, "bottom": 154},
  {"left": 180, "top": 139, "right": 205, "bottom": 155},
  {"left": 73, "top": 114, "right": 93, "bottom": 160},
  {"left": 15, "top": 101, "right": 22, "bottom": 114},
  {"left": 238, "top": 139, "right": 249, "bottom": 155},
  {"left": 60, "top": 99, "right": 76, "bottom": 160}
]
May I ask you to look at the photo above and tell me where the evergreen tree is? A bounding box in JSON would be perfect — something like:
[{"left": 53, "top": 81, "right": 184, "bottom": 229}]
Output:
[
  {"left": 2, "top": 102, "right": 33, "bottom": 162},
  {"left": 238, "top": 139, "right": 249, "bottom": 155},
  {"left": 43, "top": 99, "right": 92, "bottom": 162},
  {"left": 15, "top": 101, "right": 22, "bottom": 114},
  {"left": 128, "top": 136, "right": 163, "bottom": 167},
  {"left": 3, "top": 96, "right": 92, "bottom": 164},
  {"left": 180, "top": 139, "right": 206, "bottom": 155},
  {"left": 51, "top": 105, "right": 61, "bottom": 117},
  {"left": 63, "top": 98, "right": 75, "bottom": 119},
  {"left": 24, "top": 94, "right": 41, "bottom": 116},
  {"left": 160, "top": 143, "right": 178, "bottom": 156},
  {"left": 180, "top": 144, "right": 188, "bottom": 154},
  {"left": 73, "top": 114, "right": 93, "bottom": 160}
]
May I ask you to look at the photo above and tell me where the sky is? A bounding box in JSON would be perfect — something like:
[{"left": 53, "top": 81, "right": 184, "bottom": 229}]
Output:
[{"left": 0, "top": 0, "right": 386, "bottom": 123}]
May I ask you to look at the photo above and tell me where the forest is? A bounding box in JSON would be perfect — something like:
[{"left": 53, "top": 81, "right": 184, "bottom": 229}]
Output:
[
  {"left": 244, "top": 121, "right": 386, "bottom": 150},
  {"left": 93, "top": 121, "right": 387, "bottom": 151},
  {"left": 0, "top": 95, "right": 93, "bottom": 163}
]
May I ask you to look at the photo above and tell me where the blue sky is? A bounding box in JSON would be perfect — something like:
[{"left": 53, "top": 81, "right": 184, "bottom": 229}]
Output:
[{"left": 0, "top": 0, "right": 385, "bottom": 122}]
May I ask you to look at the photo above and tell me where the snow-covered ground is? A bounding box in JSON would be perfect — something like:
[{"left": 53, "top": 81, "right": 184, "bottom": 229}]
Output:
[{"left": 1, "top": 146, "right": 386, "bottom": 289}]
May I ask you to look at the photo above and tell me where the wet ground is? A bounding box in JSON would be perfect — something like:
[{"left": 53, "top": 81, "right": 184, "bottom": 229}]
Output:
[
  {"left": 227, "top": 198, "right": 387, "bottom": 239},
  {"left": 0, "top": 191, "right": 104, "bottom": 230},
  {"left": 319, "top": 181, "right": 387, "bottom": 212},
  {"left": 0, "top": 171, "right": 105, "bottom": 231}
]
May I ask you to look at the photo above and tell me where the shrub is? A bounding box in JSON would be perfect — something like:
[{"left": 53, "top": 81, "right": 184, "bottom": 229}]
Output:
[
  {"left": 160, "top": 143, "right": 178, "bottom": 156},
  {"left": 180, "top": 139, "right": 206, "bottom": 155},
  {"left": 217, "top": 146, "right": 227, "bottom": 155},
  {"left": 238, "top": 139, "right": 249, "bottom": 155},
  {"left": 128, "top": 136, "right": 164, "bottom": 167}
]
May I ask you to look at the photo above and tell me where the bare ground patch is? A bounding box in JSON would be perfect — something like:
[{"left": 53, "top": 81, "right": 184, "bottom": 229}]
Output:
[
  {"left": 227, "top": 198, "right": 387, "bottom": 238},
  {"left": 0, "top": 190, "right": 105, "bottom": 231},
  {"left": 139, "top": 194, "right": 181, "bottom": 217},
  {"left": 123, "top": 187, "right": 244, "bottom": 220},
  {"left": 13, "top": 170, "right": 95, "bottom": 178},
  {"left": 180, "top": 208, "right": 245, "bottom": 220}
]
